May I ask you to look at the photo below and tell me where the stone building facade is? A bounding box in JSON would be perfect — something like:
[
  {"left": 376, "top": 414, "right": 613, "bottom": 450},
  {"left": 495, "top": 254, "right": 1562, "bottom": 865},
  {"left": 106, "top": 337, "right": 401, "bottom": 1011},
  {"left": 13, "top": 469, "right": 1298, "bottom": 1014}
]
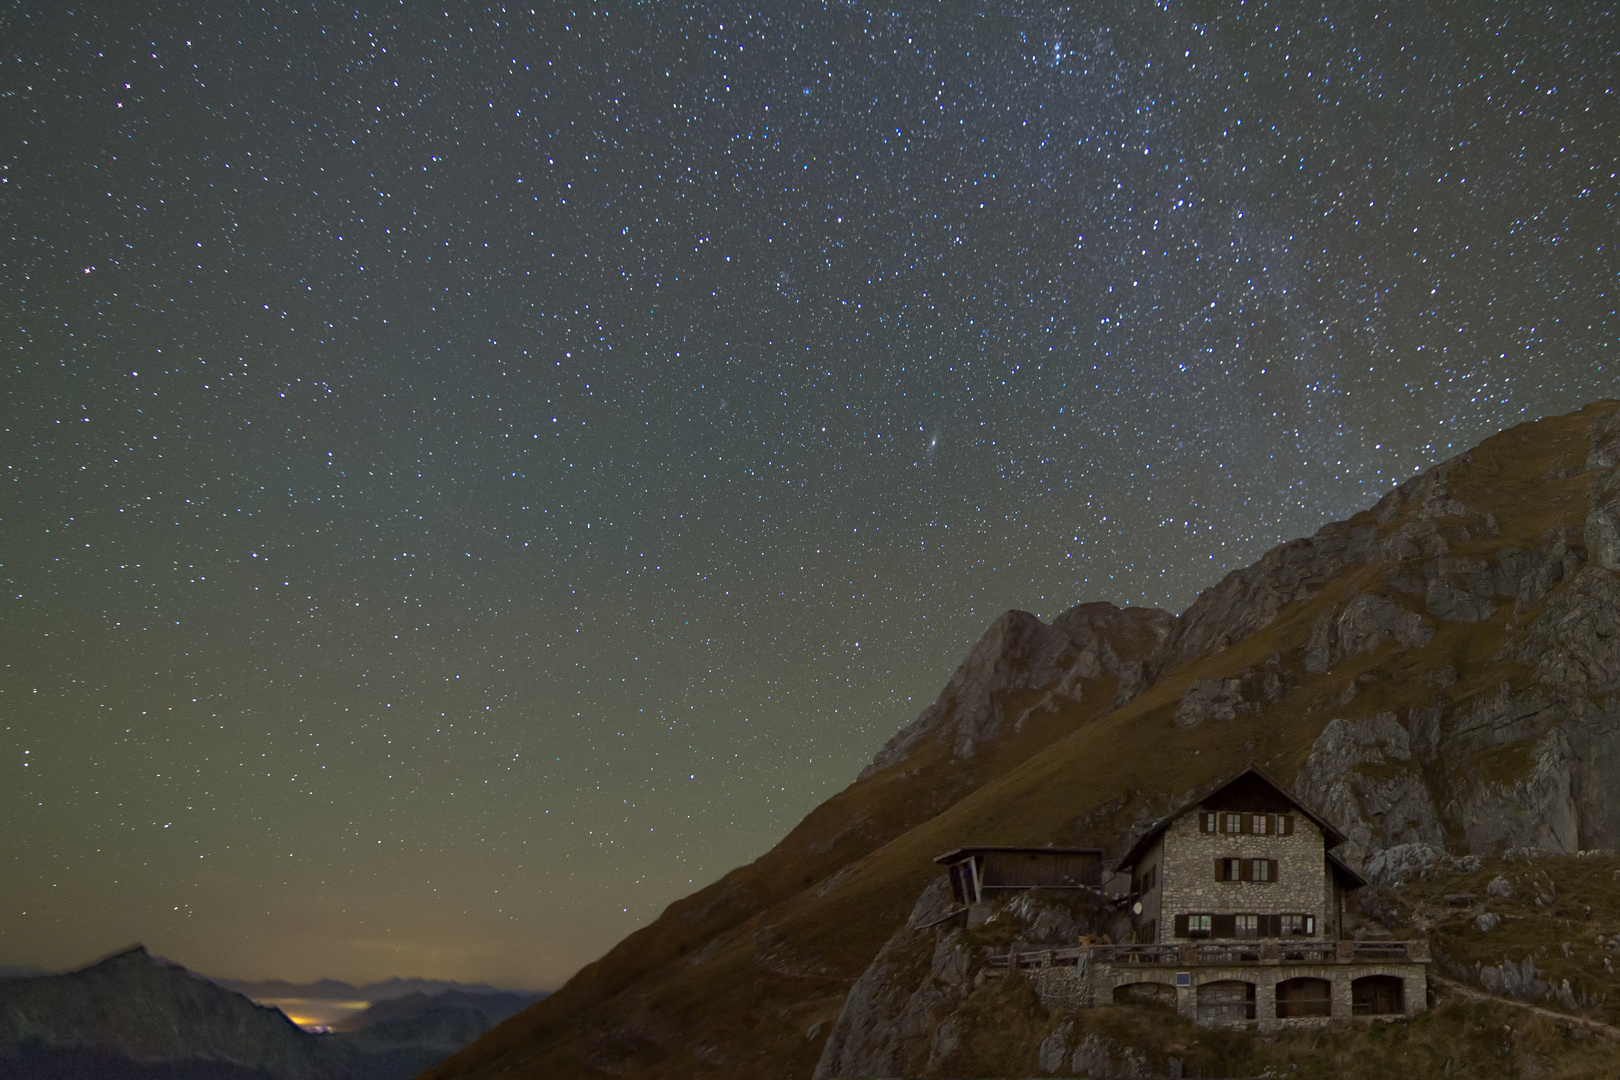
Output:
[{"left": 1127, "top": 768, "right": 1356, "bottom": 946}]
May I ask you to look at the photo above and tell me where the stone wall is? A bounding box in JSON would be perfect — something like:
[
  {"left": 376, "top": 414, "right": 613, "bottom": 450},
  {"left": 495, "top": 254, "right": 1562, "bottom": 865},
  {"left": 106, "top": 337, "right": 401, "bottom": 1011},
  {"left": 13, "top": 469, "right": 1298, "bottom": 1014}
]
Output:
[
  {"left": 1023, "top": 959, "right": 1427, "bottom": 1033},
  {"left": 1154, "top": 808, "right": 1330, "bottom": 942}
]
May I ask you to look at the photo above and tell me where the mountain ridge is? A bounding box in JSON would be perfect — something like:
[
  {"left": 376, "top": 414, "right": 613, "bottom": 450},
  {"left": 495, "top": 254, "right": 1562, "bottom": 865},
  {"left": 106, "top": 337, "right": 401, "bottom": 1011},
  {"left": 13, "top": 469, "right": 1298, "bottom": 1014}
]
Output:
[{"left": 0, "top": 946, "right": 538, "bottom": 1080}]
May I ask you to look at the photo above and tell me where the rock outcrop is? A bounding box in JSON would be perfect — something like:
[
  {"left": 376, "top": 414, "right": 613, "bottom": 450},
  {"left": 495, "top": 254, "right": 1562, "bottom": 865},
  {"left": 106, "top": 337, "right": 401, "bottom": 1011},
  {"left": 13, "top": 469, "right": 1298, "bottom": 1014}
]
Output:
[
  {"left": 1295, "top": 712, "right": 1445, "bottom": 866},
  {"left": 812, "top": 885, "right": 1113, "bottom": 1080},
  {"left": 861, "top": 603, "right": 1171, "bottom": 777},
  {"left": 1303, "top": 593, "right": 1433, "bottom": 673}
]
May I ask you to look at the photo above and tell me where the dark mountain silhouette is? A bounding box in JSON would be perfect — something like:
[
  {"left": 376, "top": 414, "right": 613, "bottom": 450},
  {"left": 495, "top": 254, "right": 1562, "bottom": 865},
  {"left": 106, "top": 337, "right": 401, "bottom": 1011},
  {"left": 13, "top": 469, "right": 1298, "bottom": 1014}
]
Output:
[
  {"left": 214, "top": 979, "right": 533, "bottom": 1004},
  {"left": 0, "top": 946, "right": 535, "bottom": 1080}
]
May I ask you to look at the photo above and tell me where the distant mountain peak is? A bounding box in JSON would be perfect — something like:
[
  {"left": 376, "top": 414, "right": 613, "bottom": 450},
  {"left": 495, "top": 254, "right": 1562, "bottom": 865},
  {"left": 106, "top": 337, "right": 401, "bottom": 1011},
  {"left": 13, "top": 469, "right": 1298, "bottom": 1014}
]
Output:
[{"left": 85, "top": 943, "right": 159, "bottom": 968}]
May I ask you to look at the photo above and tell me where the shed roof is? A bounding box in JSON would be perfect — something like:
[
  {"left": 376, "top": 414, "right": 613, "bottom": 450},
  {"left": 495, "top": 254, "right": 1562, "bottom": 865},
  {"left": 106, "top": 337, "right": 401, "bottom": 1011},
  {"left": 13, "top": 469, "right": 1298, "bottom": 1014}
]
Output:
[
  {"left": 1114, "top": 765, "right": 1351, "bottom": 871},
  {"left": 934, "top": 846, "right": 1104, "bottom": 865}
]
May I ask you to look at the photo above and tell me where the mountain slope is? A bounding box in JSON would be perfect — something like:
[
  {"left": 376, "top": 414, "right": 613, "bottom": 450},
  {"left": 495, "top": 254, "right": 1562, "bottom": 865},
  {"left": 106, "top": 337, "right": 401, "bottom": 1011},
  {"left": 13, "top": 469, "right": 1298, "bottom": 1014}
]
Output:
[
  {"left": 425, "top": 400, "right": 1620, "bottom": 1080},
  {"left": 421, "top": 604, "right": 1169, "bottom": 1079}
]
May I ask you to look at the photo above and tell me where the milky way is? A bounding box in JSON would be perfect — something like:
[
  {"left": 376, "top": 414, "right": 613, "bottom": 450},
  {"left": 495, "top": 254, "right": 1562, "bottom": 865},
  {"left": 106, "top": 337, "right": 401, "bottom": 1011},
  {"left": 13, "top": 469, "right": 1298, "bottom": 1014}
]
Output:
[{"left": 3, "top": 3, "right": 1615, "bottom": 987}]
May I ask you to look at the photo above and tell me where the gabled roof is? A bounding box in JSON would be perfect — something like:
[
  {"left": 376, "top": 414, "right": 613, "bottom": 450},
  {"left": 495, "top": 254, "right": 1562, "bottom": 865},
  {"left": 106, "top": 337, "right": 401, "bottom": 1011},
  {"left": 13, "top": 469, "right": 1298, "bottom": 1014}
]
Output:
[
  {"left": 1326, "top": 848, "right": 1369, "bottom": 890},
  {"left": 1115, "top": 765, "right": 1351, "bottom": 871},
  {"left": 933, "top": 846, "right": 1103, "bottom": 865}
]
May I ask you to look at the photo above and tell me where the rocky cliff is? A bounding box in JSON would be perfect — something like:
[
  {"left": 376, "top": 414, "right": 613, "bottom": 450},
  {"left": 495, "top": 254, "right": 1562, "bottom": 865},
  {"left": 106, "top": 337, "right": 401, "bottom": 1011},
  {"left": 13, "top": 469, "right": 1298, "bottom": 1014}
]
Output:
[{"left": 425, "top": 400, "right": 1620, "bottom": 1080}]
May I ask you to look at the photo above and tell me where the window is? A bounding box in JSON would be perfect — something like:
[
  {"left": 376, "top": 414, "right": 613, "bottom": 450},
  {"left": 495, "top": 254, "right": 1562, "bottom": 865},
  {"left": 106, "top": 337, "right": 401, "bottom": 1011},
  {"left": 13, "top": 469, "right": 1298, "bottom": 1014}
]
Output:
[
  {"left": 1234, "top": 914, "right": 1259, "bottom": 938},
  {"left": 1353, "top": 975, "right": 1404, "bottom": 1016},
  {"left": 1197, "top": 980, "right": 1256, "bottom": 1023},
  {"left": 1279, "top": 914, "right": 1316, "bottom": 937},
  {"left": 1225, "top": 812, "right": 1242, "bottom": 835},
  {"left": 1177, "top": 913, "right": 1212, "bottom": 938},
  {"left": 1140, "top": 866, "right": 1156, "bottom": 894},
  {"left": 1276, "top": 977, "right": 1332, "bottom": 1018},
  {"left": 1216, "top": 858, "right": 1277, "bottom": 883},
  {"left": 1252, "top": 814, "right": 1269, "bottom": 835},
  {"left": 1202, "top": 811, "right": 1218, "bottom": 834}
]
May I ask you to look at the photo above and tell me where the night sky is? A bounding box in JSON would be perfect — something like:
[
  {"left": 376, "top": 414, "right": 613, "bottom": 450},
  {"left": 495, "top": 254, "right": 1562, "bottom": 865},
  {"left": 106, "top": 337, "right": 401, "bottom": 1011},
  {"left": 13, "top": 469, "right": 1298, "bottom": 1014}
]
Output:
[{"left": 3, "top": 2, "right": 1615, "bottom": 989}]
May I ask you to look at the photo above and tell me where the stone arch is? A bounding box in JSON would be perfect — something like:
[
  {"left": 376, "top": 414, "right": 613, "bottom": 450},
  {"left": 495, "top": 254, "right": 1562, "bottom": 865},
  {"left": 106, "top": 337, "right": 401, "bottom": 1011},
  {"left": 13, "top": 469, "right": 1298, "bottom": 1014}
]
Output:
[
  {"left": 1276, "top": 976, "right": 1333, "bottom": 1018},
  {"left": 1196, "top": 980, "right": 1255, "bottom": 1024},
  {"left": 1352, "top": 974, "right": 1404, "bottom": 1015},
  {"left": 1112, "top": 980, "right": 1176, "bottom": 1007}
]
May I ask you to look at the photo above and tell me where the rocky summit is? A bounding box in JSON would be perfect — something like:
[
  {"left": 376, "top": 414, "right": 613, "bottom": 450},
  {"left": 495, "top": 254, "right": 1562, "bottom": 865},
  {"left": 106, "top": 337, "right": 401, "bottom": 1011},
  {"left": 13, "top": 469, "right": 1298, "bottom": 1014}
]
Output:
[{"left": 424, "top": 401, "right": 1620, "bottom": 1080}]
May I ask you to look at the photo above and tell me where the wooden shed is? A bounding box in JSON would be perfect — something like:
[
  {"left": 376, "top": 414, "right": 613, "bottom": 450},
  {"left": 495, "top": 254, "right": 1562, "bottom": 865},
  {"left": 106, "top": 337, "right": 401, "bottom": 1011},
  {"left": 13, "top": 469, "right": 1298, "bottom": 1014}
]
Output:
[{"left": 935, "top": 846, "right": 1105, "bottom": 905}]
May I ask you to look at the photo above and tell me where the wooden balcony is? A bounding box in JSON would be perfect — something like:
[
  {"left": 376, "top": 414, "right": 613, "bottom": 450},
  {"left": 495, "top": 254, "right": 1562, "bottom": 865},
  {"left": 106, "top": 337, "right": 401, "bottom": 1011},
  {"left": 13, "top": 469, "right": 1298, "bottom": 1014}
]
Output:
[{"left": 991, "top": 939, "right": 1429, "bottom": 970}]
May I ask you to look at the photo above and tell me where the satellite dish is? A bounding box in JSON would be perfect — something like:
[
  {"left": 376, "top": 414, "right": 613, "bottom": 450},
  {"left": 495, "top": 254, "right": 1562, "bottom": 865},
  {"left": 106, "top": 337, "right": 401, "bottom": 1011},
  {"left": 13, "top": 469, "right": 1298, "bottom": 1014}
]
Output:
[{"left": 1132, "top": 901, "right": 1143, "bottom": 915}]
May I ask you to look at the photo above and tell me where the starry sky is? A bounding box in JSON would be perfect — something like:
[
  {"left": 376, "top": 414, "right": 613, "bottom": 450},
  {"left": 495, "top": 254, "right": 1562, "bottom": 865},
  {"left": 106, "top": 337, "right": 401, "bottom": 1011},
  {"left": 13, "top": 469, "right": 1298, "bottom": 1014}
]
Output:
[{"left": 3, "top": 2, "right": 1615, "bottom": 989}]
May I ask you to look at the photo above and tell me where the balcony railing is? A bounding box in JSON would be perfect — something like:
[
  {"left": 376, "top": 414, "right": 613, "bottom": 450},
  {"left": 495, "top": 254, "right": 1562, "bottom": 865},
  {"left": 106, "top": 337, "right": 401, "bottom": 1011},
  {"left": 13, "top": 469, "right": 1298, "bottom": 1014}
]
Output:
[{"left": 992, "top": 939, "right": 1429, "bottom": 969}]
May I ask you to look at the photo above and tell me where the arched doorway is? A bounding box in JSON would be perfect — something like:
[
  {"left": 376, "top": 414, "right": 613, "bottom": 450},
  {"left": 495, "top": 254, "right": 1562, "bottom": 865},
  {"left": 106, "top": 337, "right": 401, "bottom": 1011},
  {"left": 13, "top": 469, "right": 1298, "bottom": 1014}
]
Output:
[
  {"left": 1196, "top": 980, "right": 1255, "bottom": 1024},
  {"left": 1275, "top": 977, "right": 1333, "bottom": 1018},
  {"left": 1113, "top": 981, "right": 1176, "bottom": 1008},
  {"left": 1352, "top": 974, "right": 1404, "bottom": 1015}
]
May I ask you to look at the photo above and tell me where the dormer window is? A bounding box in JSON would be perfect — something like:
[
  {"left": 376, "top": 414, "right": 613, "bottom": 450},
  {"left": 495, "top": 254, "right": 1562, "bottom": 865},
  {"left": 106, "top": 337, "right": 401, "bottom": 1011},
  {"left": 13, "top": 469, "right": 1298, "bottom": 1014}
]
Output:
[{"left": 1200, "top": 811, "right": 1295, "bottom": 836}]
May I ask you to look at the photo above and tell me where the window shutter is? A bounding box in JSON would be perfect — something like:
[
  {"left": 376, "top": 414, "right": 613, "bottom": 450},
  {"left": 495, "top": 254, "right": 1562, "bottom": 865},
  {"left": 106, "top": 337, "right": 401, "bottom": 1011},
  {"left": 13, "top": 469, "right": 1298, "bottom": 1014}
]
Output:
[
  {"left": 1174, "top": 913, "right": 1189, "bottom": 938},
  {"left": 1238, "top": 858, "right": 1252, "bottom": 882},
  {"left": 1239, "top": 813, "right": 1251, "bottom": 835},
  {"left": 1262, "top": 914, "right": 1280, "bottom": 937},
  {"left": 1279, "top": 814, "right": 1294, "bottom": 836},
  {"left": 1203, "top": 811, "right": 1215, "bottom": 834},
  {"left": 1213, "top": 913, "right": 1236, "bottom": 938},
  {"left": 1268, "top": 859, "right": 1279, "bottom": 882}
]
